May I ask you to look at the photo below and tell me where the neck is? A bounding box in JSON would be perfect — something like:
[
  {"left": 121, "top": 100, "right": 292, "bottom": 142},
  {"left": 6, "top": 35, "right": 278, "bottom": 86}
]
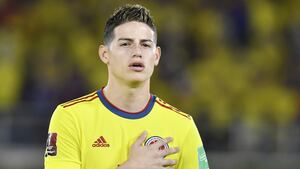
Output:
[{"left": 103, "top": 79, "right": 151, "bottom": 113}]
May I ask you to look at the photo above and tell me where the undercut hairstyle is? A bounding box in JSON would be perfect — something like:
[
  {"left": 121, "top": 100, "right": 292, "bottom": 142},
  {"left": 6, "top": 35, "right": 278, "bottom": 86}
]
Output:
[{"left": 103, "top": 4, "right": 157, "bottom": 45}]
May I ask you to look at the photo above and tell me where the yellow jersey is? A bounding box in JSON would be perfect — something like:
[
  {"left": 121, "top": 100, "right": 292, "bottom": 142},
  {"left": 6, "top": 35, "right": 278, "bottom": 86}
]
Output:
[{"left": 44, "top": 89, "right": 209, "bottom": 169}]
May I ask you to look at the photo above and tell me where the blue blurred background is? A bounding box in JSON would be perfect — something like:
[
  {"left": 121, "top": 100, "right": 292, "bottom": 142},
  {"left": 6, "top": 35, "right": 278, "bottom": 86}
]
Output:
[{"left": 0, "top": 0, "right": 299, "bottom": 168}]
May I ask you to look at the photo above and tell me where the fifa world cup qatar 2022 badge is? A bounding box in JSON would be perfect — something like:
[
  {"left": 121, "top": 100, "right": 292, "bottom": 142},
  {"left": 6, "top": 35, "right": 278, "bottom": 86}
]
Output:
[
  {"left": 45, "top": 133, "right": 57, "bottom": 157},
  {"left": 144, "top": 136, "right": 169, "bottom": 150}
]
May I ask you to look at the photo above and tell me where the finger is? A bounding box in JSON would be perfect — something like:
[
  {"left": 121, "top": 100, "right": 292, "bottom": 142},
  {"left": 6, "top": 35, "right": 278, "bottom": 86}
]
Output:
[
  {"left": 161, "top": 147, "right": 180, "bottom": 157},
  {"left": 161, "top": 158, "right": 177, "bottom": 166},
  {"left": 151, "top": 137, "right": 173, "bottom": 149},
  {"left": 132, "top": 131, "right": 148, "bottom": 147}
]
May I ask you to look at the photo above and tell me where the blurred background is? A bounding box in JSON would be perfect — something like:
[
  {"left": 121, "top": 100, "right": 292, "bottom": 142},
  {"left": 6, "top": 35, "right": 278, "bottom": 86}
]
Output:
[{"left": 0, "top": 0, "right": 299, "bottom": 168}]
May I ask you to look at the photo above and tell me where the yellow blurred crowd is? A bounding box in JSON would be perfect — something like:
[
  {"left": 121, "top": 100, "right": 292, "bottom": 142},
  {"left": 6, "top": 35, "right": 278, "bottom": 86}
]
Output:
[{"left": 0, "top": 0, "right": 299, "bottom": 131}]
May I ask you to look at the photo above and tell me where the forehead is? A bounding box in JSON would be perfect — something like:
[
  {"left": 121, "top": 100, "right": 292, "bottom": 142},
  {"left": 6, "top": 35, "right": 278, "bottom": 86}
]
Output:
[{"left": 113, "top": 21, "right": 155, "bottom": 41}]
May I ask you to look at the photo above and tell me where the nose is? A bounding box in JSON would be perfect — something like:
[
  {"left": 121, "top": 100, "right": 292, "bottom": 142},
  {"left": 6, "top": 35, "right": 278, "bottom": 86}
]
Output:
[{"left": 132, "top": 45, "right": 142, "bottom": 58}]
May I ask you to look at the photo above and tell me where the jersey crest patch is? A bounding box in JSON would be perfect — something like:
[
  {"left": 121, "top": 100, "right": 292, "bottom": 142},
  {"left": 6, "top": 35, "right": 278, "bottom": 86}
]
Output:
[
  {"left": 45, "top": 133, "right": 57, "bottom": 157},
  {"left": 144, "top": 136, "right": 169, "bottom": 150}
]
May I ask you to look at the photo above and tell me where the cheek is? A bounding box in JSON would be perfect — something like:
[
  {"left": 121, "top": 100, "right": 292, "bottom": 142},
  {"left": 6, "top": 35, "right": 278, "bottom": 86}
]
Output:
[
  {"left": 149, "top": 54, "right": 158, "bottom": 65},
  {"left": 145, "top": 57, "right": 157, "bottom": 73},
  {"left": 109, "top": 50, "right": 128, "bottom": 65},
  {"left": 111, "top": 58, "right": 127, "bottom": 71},
  {"left": 108, "top": 57, "right": 124, "bottom": 74}
]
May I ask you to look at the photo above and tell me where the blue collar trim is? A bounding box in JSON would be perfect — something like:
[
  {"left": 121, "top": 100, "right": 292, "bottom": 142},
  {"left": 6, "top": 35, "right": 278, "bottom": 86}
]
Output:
[{"left": 97, "top": 89, "right": 156, "bottom": 119}]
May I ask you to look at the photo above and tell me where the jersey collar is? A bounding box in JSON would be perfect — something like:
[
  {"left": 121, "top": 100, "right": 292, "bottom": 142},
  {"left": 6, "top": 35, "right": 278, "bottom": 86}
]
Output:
[{"left": 97, "top": 89, "right": 156, "bottom": 119}]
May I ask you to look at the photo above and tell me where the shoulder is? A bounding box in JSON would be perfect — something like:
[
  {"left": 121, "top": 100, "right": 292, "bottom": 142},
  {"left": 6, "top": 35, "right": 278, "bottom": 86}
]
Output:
[
  {"left": 59, "top": 91, "right": 99, "bottom": 110},
  {"left": 50, "top": 91, "right": 100, "bottom": 123},
  {"left": 154, "top": 96, "right": 192, "bottom": 121}
]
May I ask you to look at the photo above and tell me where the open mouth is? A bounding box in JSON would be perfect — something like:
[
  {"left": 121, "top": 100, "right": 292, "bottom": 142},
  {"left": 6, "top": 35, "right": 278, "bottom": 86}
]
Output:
[{"left": 129, "top": 62, "right": 145, "bottom": 71}]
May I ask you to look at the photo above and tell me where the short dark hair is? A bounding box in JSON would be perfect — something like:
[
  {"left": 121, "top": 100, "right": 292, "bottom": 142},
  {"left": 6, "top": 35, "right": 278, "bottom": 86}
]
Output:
[{"left": 103, "top": 4, "right": 157, "bottom": 45}]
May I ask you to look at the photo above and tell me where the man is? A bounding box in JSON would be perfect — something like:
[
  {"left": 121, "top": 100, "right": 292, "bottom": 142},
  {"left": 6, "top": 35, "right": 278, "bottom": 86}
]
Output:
[{"left": 44, "top": 4, "right": 209, "bottom": 169}]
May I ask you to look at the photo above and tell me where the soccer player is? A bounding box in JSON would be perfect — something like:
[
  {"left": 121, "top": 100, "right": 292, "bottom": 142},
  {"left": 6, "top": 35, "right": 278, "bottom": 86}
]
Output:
[{"left": 44, "top": 4, "right": 209, "bottom": 169}]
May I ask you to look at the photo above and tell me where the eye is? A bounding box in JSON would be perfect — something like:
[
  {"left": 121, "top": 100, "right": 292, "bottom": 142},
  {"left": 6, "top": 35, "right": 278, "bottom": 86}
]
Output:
[
  {"left": 142, "top": 43, "right": 151, "bottom": 48},
  {"left": 120, "top": 43, "right": 130, "bottom": 46}
]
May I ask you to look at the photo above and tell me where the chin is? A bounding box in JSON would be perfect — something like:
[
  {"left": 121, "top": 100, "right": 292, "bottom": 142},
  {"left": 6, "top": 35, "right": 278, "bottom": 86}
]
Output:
[{"left": 127, "top": 76, "right": 149, "bottom": 85}]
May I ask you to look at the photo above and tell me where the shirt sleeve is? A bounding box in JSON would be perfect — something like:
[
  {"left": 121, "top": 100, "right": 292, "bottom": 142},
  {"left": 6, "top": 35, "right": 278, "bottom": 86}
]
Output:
[
  {"left": 178, "top": 117, "right": 209, "bottom": 169},
  {"left": 44, "top": 105, "right": 81, "bottom": 169}
]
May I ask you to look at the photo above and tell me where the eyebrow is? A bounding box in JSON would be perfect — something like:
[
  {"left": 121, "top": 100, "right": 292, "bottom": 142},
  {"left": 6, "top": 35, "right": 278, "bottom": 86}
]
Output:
[{"left": 118, "top": 38, "right": 153, "bottom": 43}]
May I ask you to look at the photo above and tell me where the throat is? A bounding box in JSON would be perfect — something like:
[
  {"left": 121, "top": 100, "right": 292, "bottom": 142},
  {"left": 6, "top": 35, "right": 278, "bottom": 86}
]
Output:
[
  {"left": 102, "top": 86, "right": 151, "bottom": 113},
  {"left": 121, "top": 95, "right": 151, "bottom": 113}
]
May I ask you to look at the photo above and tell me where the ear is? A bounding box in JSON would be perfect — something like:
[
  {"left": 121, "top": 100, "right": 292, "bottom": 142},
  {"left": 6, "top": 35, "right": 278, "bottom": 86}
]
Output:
[
  {"left": 154, "top": 46, "right": 161, "bottom": 66},
  {"left": 98, "top": 45, "right": 109, "bottom": 64}
]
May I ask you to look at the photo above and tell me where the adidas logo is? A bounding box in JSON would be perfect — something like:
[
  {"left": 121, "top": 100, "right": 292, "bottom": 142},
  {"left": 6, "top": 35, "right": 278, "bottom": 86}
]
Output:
[{"left": 92, "top": 136, "right": 110, "bottom": 147}]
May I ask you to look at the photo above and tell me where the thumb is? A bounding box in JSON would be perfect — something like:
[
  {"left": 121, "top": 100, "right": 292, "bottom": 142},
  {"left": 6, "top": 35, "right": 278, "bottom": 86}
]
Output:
[{"left": 132, "top": 131, "right": 148, "bottom": 147}]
